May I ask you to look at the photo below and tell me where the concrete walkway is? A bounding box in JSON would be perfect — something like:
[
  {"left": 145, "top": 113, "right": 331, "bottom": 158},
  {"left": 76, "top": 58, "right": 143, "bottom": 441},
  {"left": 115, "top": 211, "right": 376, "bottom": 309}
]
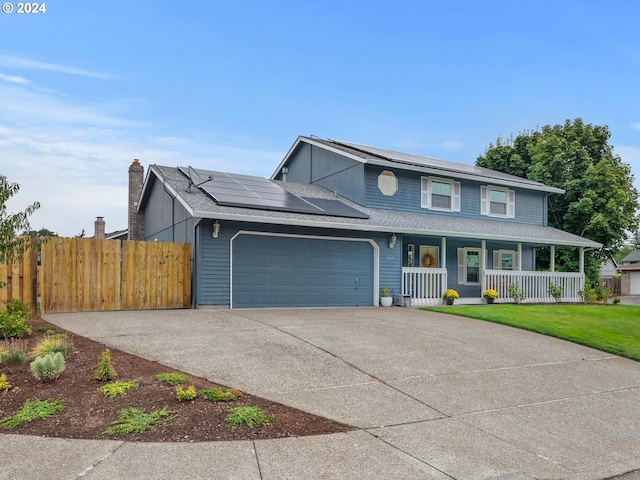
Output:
[{"left": 3, "top": 307, "right": 640, "bottom": 479}]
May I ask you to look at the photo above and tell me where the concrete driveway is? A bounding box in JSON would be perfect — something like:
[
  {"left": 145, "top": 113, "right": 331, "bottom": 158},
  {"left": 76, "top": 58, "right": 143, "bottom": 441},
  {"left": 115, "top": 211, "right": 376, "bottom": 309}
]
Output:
[{"left": 6, "top": 307, "right": 640, "bottom": 479}]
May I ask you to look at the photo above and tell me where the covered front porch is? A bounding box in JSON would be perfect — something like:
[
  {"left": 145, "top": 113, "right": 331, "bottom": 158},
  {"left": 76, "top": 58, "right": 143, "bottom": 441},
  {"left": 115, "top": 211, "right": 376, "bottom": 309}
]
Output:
[{"left": 400, "top": 238, "right": 587, "bottom": 306}]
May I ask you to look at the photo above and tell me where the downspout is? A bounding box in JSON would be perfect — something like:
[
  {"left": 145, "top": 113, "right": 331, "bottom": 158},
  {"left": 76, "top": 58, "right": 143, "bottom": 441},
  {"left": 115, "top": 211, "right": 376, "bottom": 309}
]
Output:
[{"left": 191, "top": 218, "right": 202, "bottom": 309}]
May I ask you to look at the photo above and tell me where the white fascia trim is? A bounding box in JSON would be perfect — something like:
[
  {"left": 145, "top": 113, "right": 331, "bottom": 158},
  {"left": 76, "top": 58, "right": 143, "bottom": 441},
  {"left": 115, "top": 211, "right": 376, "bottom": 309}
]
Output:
[
  {"left": 229, "top": 230, "right": 379, "bottom": 309},
  {"left": 270, "top": 136, "right": 367, "bottom": 180},
  {"left": 365, "top": 158, "right": 565, "bottom": 194},
  {"left": 192, "top": 209, "right": 601, "bottom": 248}
]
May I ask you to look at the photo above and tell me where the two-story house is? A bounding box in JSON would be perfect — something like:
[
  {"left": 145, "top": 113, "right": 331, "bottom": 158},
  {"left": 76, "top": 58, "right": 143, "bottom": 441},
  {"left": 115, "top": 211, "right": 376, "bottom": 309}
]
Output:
[{"left": 134, "top": 136, "right": 601, "bottom": 308}]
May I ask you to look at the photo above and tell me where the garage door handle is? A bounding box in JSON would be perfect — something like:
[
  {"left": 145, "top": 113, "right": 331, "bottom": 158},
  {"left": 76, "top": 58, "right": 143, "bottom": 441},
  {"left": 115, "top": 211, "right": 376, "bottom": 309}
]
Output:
[{"left": 355, "top": 277, "right": 359, "bottom": 288}]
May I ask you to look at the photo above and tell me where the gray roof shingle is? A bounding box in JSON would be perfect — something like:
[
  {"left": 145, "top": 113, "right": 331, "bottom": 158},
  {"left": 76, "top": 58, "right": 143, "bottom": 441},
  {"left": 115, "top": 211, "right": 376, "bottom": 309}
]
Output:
[{"left": 150, "top": 165, "right": 600, "bottom": 248}]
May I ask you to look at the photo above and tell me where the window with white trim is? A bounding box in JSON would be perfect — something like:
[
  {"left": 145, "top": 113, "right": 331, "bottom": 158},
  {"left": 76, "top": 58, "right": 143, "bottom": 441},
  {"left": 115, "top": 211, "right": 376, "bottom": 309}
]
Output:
[
  {"left": 492, "top": 249, "right": 518, "bottom": 270},
  {"left": 457, "top": 247, "right": 480, "bottom": 284},
  {"left": 481, "top": 186, "right": 515, "bottom": 218},
  {"left": 421, "top": 177, "right": 461, "bottom": 212}
]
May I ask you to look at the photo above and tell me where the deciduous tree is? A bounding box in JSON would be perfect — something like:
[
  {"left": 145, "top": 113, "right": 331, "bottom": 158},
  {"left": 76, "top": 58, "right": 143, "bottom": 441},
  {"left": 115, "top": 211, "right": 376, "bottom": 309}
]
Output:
[
  {"left": 0, "top": 176, "right": 40, "bottom": 264},
  {"left": 477, "top": 119, "right": 639, "bottom": 283}
]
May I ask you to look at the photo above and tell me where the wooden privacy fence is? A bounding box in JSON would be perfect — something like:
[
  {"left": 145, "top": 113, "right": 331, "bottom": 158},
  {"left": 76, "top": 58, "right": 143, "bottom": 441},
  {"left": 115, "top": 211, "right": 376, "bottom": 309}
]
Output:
[
  {"left": 39, "top": 238, "right": 191, "bottom": 313},
  {"left": 0, "top": 237, "right": 38, "bottom": 312}
]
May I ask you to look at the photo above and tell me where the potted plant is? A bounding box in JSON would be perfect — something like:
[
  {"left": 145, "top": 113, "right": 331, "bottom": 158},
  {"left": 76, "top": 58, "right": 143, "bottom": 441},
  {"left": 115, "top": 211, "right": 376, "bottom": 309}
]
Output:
[
  {"left": 443, "top": 289, "right": 459, "bottom": 305},
  {"left": 380, "top": 287, "right": 393, "bottom": 307},
  {"left": 483, "top": 289, "right": 498, "bottom": 304}
]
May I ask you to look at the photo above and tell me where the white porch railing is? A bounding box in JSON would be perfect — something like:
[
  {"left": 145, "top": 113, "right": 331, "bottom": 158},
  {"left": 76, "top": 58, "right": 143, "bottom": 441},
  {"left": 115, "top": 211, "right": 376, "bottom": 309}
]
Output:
[
  {"left": 402, "top": 267, "right": 447, "bottom": 306},
  {"left": 484, "top": 270, "right": 584, "bottom": 303}
]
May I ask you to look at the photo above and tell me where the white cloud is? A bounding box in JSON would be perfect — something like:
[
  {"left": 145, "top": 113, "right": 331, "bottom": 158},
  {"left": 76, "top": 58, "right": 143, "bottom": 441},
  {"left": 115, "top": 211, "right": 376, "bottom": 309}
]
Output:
[
  {"left": 0, "top": 52, "right": 118, "bottom": 80},
  {"left": 0, "top": 83, "right": 142, "bottom": 129},
  {"left": 632, "top": 123, "right": 640, "bottom": 132},
  {"left": 0, "top": 73, "right": 30, "bottom": 84},
  {"left": 0, "top": 53, "right": 282, "bottom": 237}
]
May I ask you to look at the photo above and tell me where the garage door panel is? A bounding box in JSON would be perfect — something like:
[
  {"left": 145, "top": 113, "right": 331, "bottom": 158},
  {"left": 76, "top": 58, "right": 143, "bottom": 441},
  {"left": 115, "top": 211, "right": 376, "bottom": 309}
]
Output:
[
  {"left": 232, "top": 235, "right": 374, "bottom": 308},
  {"left": 631, "top": 272, "right": 640, "bottom": 295}
]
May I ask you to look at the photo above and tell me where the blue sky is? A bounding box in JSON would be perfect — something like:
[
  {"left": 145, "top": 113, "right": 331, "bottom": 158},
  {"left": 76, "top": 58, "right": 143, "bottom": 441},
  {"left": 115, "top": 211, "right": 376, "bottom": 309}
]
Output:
[{"left": 1, "top": 0, "right": 639, "bottom": 236}]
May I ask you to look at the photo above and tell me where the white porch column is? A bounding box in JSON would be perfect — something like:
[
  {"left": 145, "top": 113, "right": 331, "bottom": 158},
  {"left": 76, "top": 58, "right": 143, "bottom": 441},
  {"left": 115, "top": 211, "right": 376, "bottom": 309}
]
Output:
[
  {"left": 550, "top": 245, "right": 555, "bottom": 272},
  {"left": 481, "top": 240, "right": 486, "bottom": 294},
  {"left": 441, "top": 237, "right": 447, "bottom": 293},
  {"left": 517, "top": 243, "right": 522, "bottom": 271},
  {"left": 579, "top": 247, "right": 584, "bottom": 274}
]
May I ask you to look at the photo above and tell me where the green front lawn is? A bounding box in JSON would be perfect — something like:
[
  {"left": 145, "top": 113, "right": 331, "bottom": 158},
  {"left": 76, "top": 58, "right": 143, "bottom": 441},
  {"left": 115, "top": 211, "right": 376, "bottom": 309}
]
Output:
[{"left": 422, "top": 304, "right": 640, "bottom": 361}]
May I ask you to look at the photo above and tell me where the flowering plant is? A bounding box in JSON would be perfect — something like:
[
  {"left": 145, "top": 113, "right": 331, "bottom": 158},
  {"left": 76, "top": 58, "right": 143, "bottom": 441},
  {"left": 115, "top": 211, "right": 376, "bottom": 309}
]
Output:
[
  {"left": 483, "top": 289, "right": 498, "bottom": 299},
  {"left": 443, "top": 289, "right": 459, "bottom": 300}
]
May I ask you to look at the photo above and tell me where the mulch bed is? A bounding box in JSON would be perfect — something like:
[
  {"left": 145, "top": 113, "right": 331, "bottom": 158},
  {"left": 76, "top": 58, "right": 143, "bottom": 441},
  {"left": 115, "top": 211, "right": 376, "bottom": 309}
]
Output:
[{"left": 0, "top": 315, "right": 353, "bottom": 442}]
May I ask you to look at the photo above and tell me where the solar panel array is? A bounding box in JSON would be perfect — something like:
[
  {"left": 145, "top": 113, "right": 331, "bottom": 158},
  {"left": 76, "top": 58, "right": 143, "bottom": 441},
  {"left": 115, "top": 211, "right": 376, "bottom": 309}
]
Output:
[{"left": 178, "top": 167, "right": 368, "bottom": 219}]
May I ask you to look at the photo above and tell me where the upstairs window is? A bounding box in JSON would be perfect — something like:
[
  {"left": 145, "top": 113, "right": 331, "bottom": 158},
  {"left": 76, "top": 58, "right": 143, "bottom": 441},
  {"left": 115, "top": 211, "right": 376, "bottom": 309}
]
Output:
[
  {"left": 481, "top": 186, "right": 515, "bottom": 218},
  {"left": 421, "top": 177, "right": 461, "bottom": 212}
]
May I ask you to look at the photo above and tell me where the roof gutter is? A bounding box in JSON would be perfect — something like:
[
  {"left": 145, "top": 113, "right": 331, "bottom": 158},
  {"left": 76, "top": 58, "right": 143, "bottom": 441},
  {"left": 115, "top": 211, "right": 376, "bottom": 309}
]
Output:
[{"left": 190, "top": 209, "right": 601, "bottom": 248}]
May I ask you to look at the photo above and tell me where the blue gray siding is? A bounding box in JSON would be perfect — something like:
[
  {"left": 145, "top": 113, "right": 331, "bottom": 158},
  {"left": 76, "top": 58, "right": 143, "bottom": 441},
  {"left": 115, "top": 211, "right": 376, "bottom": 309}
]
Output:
[
  {"left": 278, "top": 143, "right": 366, "bottom": 205},
  {"left": 364, "top": 166, "right": 547, "bottom": 226},
  {"left": 143, "top": 178, "right": 195, "bottom": 244}
]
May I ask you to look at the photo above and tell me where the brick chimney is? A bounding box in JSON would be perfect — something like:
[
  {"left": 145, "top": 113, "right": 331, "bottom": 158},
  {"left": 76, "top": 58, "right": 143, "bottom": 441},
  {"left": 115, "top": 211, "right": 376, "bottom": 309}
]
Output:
[
  {"left": 128, "top": 159, "right": 144, "bottom": 240},
  {"left": 94, "top": 217, "right": 105, "bottom": 239}
]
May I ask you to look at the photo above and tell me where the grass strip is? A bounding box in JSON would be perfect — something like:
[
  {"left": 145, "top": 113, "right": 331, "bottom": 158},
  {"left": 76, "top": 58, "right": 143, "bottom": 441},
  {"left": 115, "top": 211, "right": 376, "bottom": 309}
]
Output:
[{"left": 422, "top": 304, "right": 640, "bottom": 361}]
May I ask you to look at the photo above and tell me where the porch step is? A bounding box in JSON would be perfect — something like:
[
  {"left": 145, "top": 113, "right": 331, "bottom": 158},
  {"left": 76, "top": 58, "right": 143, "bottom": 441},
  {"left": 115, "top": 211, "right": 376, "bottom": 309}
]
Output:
[{"left": 453, "top": 297, "right": 486, "bottom": 305}]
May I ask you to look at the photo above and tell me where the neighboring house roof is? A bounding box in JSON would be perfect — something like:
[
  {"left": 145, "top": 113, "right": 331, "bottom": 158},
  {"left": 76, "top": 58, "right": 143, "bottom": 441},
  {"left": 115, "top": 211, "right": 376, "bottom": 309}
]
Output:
[
  {"left": 144, "top": 165, "right": 600, "bottom": 248},
  {"left": 600, "top": 258, "right": 619, "bottom": 278},
  {"left": 273, "top": 136, "right": 565, "bottom": 194},
  {"left": 620, "top": 249, "right": 640, "bottom": 264},
  {"left": 105, "top": 229, "right": 128, "bottom": 241},
  {"left": 619, "top": 261, "right": 640, "bottom": 271}
]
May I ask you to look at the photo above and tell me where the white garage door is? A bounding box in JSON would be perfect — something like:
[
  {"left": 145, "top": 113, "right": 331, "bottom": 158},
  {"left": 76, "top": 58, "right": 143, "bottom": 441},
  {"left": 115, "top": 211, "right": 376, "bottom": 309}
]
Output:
[{"left": 631, "top": 271, "right": 640, "bottom": 295}]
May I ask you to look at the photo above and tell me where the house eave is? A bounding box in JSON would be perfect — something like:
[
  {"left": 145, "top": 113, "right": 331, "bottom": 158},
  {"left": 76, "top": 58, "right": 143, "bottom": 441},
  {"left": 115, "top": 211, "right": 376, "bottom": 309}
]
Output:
[
  {"left": 273, "top": 137, "right": 564, "bottom": 194},
  {"left": 191, "top": 209, "right": 600, "bottom": 248}
]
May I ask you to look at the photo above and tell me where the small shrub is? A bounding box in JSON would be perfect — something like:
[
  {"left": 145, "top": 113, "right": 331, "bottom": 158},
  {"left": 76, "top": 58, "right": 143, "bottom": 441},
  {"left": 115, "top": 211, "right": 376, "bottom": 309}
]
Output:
[
  {"left": 601, "top": 286, "right": 611, "bottom": 304},
  {"left": 225, "top": 405, "right": 275, "bottom": 432},
  {"left": 578, "top": 288, "right": 598, "bottom": 304},
  {"left": 176, "top": 385, "right": 197, "bottom": 402},
  {"left": 507, "top": 282, "right": 526, "bottom": 304},
  {"left": 0, "top": 399, "right": 64, "bottom": 429},
  {"left": 0, "top": 339, "right": 28, "bottom": 369},
  {"left": 30, "top": 352, "right": 65, "bottom": 382},
  {"left": 0, "top": 299, "right": 32, "bottom": 339},
  {"left": 95, "top": 349, "right": 117, "bottom": 381},
  {"left": 104, "top": 407, "right": 178, "bottom": 435},
  {"left": 155, "top": 372, "right": 187, "bottom": 386},
  {"left": 30, "top": 335, "right": 74, "bottom": 359},
  {"left": 548, "top": 283, "right": 563, "bottom": 303},
  {"left": 0, "top": 373, "right": 10, "bottom": 392},
  {"left": 613, "top": 297, "right": 621, "bottom": 305},
  {"left": 37, "top": 326, "right": 56, "bottom": 335},
  {"left": 200, "top": 386, "right": 242, "bottom": 402},
  {"left": 99, "top": 380, "right": 138, "bottom": 398}
]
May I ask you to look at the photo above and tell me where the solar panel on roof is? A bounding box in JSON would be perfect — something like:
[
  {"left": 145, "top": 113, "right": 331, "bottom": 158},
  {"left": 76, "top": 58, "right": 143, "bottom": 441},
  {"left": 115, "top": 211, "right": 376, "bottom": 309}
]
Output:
[
  {"left": 178, "top": 167, "right": 369, "bottom": 219},
  {"left": 301, "top": 198, "right": 369, "bottom": 219}
]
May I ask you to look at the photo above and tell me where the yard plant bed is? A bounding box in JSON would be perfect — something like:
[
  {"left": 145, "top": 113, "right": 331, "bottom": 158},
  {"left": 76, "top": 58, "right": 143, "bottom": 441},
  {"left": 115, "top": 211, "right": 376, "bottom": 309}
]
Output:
[{"left": 0, "top": 316, "right": 353, "bottom": 442}]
